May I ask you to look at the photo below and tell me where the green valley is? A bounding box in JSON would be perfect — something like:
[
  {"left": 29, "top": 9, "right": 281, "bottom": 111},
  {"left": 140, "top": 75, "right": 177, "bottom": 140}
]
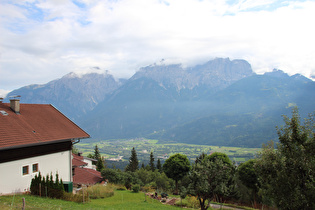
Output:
[{"left": 75, "top": 138, "right": 260, "bottom": 169}]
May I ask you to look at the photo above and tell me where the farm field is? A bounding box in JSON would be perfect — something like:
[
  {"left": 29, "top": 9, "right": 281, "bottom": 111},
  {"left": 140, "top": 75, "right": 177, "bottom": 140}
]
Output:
[{"left": 76, "top": 138, "right": 260, "bottom": 169}]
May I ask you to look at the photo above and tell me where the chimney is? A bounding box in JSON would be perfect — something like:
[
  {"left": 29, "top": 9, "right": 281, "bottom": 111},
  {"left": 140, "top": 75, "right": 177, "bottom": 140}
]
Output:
[
  {"left": 0, "top": 98, "right": 3, "bottom": 103},
  {"left": 10, "top": 99, "right": 20, "bottom": 114}
]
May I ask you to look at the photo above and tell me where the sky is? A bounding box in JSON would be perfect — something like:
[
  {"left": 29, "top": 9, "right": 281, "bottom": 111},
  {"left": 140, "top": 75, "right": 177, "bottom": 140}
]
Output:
[{"left": 1, "top": 0, "right": 315, "bottom": 97}]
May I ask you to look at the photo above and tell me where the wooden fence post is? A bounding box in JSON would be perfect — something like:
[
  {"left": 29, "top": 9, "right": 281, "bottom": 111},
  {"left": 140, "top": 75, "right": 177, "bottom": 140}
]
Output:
[{"left": 22, "top": 197, "right": 25, "bottom": 210}]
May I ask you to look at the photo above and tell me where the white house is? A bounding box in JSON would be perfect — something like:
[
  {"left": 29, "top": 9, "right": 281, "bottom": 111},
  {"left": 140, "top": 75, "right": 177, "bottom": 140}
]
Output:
[{"left": 0, "top": 99, "right": 89, "bottom": 195}]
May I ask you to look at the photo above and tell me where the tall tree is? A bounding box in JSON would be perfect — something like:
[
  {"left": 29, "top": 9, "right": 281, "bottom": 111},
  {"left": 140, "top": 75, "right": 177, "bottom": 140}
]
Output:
[
  {"left": 163, "top": 153, "right": 191, "bottom": 194},
  {"left": 157, "top": 158, "right": 162, "bottom": 172},
  {"left": 125, "top": 147, "right": 139, "bottom": 172},
  {"left": 256, "top": 108, "right": 315, "bottom": 209},
  {"left": 94, "top": 145, "right": 101, "bottom": 160},
  {"left": 92, "top": 145, "right": 105, "bottom": 171},
  {"left": 149, "top": 151, "right": 155, "bottom": 171}
]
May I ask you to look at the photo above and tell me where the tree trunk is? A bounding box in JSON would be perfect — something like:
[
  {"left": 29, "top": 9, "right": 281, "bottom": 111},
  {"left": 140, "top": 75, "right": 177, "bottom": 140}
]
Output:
[
  {"left": 175, "top": 180, "right": 178, "bottom": 194},
  {"left": 199, "top": 197, "right": 208, "bottom": 210}
]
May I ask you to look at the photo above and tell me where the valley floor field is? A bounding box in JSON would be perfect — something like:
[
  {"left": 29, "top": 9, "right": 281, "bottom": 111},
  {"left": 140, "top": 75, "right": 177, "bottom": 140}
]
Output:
[{"left": 76, "top": 138, "right": 260, "bottom": 169}]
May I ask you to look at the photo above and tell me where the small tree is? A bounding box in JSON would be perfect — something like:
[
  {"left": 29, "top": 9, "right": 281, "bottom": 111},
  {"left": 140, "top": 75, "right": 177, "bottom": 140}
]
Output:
[
  {"left": 188, "top": 158, "right": 232, "bottom": 210},
  {"left": 163, "top": 153, "right": 191, "bottom": 194},
  {"left": 125, "top": 147, "right": 139, "bottom": 172}
]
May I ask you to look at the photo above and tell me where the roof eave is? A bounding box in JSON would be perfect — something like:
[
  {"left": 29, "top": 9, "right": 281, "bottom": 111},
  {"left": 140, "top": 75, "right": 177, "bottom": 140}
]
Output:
[{"left": 0, "top": 136, "right": 90, "bottom": 151}]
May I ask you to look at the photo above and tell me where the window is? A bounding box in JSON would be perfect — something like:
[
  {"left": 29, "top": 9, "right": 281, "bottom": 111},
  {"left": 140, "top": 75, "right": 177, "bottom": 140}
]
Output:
[
  {"left": 32, "top": 163, "right": 39, "bottom": 173},
  {"left": 22, "top": 166, "right": 29, "bottom": 175}
]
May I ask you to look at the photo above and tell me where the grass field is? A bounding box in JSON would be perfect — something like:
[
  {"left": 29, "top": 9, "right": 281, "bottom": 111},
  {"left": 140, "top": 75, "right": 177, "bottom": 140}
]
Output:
[{"left": 0, "top": 190, "right": 180, "bottom": 210}]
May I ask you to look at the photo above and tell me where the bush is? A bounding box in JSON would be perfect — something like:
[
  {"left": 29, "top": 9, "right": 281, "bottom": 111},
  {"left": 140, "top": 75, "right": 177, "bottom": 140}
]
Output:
[
  {"left": 141, "top": 185, "right": 154, "bottom": 193},
  {"left": 30, "top": 172, "right": 64, "bottom": 199},
  {"left": 115, "top": 185, "right": 127, "bottom": 191},
  {"left": 186, "top": 195, "right": 201, "bottom": 209},
  {"left": 132, "top": 184, "right": 140, "bottom": 193}
]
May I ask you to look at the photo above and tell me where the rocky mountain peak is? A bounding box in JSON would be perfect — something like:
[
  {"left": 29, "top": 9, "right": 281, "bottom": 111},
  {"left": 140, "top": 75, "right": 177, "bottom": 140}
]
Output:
[{"left": 131, "top": 58, "right": 254, "bottom": 91}]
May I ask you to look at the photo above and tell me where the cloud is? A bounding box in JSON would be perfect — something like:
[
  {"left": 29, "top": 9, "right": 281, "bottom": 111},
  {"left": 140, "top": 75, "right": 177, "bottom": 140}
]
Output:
[{"left": 1, "top": 0, "right": 315, "bottom": 91}]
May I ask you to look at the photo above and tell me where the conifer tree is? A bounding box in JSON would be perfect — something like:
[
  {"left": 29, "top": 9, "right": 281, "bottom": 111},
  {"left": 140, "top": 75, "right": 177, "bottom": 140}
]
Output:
[
  {"left": 96, "top": 156, "right": 105, "bottom": 172},
  {"left": 157, "top": 158, "right": 162, "bottom": 172},
  {"left": 94, "top": 145, "right": 101, "bottom": 160},
  {"left": 126, "top": 147, "right": 139, "bottom": 172},
  {"left": 149, "top": 151, "right": 155, "bottom": 171}
]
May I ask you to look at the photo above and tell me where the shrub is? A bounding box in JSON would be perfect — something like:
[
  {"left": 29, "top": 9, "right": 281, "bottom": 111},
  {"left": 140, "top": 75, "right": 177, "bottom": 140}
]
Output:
[
  {"left": 115, "top": 185, "right": 127, "bottom": 191},
  {"left": 132, "top": 184, "right": 140, "bottom": 193},
  {"left": 141, "top": 185, "right": 154, "bottom": 193},
  {"left": 186, "top": 195, "right": 201, "bottom": 209},
  {"left": 30, "top": 172, "right": 64, "bottom": 199}
]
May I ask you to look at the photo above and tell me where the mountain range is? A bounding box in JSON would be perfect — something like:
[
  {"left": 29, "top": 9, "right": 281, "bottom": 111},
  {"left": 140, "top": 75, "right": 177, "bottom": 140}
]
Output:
[{"left": 5, "top": 58, "right": 315, "bottom": 148}]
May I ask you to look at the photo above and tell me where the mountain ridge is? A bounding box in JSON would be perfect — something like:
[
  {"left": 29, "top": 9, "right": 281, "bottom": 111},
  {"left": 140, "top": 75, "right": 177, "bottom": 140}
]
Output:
[{"left": 4, "top": 58, "right": 315, "bottom": 148}]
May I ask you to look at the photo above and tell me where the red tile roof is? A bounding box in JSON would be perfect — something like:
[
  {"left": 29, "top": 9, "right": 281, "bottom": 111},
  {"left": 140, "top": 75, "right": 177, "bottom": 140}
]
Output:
[
  {"left": 72, "top": 153, "right": 87, "bottom": 167},
  {"left": 0, "top": 102, "right": 90, "bottom": 149},
  {"left": 73, "top": 167, "right": 103, "bottom": 185}
]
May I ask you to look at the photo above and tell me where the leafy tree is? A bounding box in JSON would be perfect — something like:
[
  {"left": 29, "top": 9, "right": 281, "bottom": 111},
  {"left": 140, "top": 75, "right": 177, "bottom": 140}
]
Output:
[
  {"left": 149, "top": 151, "right": 155, "bottom": 171},
  {"left": 205, "top": 152, "right": 232, "bottom": 166},
  {"left": 125, "top": 147, "right": 139, "bottom": 172},
  {"left": 155, "top": 172, "right": 171, "bottom": 192},
  {"left": 188, "top": 158, "right": 232, "bottom": 210},
  {"left": 238, "top": 159, "right": 260, "bottom": 207},
  {"left": 163, "top": 153, "right": 191, "bottom": 194},
  {"left": 256, "top": 108, "right": 315, "bottom": 209},
  {"left": 101, "top": 168, "right": 124, "bottom": 184},
  {"left": 205, "top": 152, "right": 236, "bottom": 202}
]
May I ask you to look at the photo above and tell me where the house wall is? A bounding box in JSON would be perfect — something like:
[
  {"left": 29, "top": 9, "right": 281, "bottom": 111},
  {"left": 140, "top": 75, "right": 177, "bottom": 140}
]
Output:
[
  {"left": 0, "top": 150, "right": 72, "bottom": 195},
  {"left": 82, "top": 158, "right": 96, "bottom": 170}
]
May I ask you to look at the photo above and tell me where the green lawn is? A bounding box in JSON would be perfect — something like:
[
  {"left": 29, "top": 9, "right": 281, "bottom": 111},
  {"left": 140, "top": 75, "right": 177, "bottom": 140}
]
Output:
[{"left": 0, "top": 190, "right": 180, "bottom": 210}]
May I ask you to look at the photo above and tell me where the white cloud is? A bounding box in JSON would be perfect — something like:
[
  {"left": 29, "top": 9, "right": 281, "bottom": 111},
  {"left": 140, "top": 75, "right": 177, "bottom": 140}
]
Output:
[{"left": 1, "top": 0, "right": 315, "bottom": 91}]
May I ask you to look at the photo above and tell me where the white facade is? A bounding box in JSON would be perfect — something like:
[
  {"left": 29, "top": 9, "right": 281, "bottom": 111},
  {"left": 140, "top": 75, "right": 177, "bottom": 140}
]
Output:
[
  {"left": 0, "top": 150, "right": 72, "bottom": 195},
  {"left": 82, "top": 157, "right": 96, "bottom": 170}
]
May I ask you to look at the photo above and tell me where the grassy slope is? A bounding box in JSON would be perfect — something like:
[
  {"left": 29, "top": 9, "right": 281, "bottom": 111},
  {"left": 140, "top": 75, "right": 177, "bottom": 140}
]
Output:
[{"left": 0, "top": 190, "right": 178, "bottom": 210}]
